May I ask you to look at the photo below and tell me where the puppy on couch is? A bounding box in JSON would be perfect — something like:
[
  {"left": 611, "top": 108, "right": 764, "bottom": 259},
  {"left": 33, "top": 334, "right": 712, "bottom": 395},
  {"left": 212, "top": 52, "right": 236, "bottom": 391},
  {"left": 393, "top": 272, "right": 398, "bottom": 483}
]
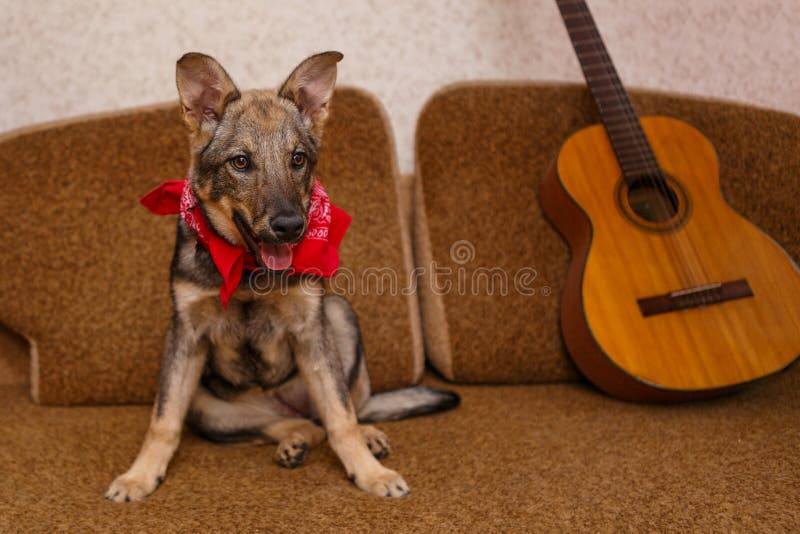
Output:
[{"left": 105, "top": 51, "right": 458, "bottom": 502}]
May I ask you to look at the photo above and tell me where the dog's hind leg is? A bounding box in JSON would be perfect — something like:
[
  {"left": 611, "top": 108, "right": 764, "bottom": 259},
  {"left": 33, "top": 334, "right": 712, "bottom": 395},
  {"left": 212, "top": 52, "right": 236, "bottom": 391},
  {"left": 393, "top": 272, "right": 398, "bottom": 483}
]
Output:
[
  {"left": 264, "top": 418, "right": 326, "bottom": 468},
  {"left": 186, "top": 386, "right": 325, "bottom": 468}
]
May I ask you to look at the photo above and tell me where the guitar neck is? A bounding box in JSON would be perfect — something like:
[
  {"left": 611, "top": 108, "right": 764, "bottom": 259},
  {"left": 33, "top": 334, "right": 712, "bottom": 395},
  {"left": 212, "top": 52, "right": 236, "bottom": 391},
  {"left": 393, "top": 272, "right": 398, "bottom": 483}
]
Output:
[{"left": 556, "top": 0, "right": 659, "bottom": 181}]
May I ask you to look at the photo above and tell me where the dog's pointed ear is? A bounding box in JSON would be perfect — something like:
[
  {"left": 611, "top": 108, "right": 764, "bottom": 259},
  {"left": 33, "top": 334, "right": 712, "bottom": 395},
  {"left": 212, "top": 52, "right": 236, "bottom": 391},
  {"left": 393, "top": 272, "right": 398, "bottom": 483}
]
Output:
[
  {"left": 279, "top": 51, "right": 343, "bottom": 136},
  {"left": 176, "top": 52, "right": 240, "bottom": 132}
]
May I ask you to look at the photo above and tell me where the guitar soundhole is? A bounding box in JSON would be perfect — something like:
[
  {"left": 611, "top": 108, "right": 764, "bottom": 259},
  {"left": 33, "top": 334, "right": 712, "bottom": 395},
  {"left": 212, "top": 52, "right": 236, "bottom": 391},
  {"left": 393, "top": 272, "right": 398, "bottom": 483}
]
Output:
[
  {"left": 628, "top": 178, "right": 678, "bottom": 222},
  {"left": 616, "top": 174, "right": 690, "bottom": 233}
]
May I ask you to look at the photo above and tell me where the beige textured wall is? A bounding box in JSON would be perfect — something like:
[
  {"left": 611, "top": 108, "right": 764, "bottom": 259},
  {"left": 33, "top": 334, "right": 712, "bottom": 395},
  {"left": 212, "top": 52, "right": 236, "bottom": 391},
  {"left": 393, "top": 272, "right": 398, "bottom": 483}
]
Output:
[{"left": 2, "top": 0, "right": 798, "bottom": 173}]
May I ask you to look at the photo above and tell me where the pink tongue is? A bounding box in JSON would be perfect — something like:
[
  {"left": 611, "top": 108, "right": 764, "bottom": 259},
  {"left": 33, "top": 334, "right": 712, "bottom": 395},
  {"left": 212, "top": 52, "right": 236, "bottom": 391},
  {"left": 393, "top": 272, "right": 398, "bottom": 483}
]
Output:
[{"left": 259, "top": 242, "right": 293, "bottom": 271}]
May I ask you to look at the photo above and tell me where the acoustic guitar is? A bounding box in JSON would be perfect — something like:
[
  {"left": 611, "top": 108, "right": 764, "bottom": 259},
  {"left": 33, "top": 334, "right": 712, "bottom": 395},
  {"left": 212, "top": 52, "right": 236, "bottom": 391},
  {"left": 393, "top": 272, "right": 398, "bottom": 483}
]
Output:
[{"left": 540, "top": 0, "right": 800, "bottom": 401}]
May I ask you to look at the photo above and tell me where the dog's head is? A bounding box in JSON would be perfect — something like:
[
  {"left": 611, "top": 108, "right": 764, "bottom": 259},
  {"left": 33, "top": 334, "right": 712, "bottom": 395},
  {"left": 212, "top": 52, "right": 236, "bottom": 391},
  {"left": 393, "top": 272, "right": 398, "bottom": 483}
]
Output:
[{"left": 175, "top": 51, "right": 342, "bottom": 269}]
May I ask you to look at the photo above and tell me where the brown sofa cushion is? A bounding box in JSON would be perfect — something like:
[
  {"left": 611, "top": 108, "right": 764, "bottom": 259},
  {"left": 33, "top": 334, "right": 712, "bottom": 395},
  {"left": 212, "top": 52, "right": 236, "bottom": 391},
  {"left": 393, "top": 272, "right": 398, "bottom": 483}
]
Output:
[
  {"left": 1, "top": 365, "right": 798, "bottom": 530},
  {"left": 0, "top": 87, "right": 423, "bottom": 404},
  {"left": 414, "top": 82, "right": 800, "bottom": 383}
]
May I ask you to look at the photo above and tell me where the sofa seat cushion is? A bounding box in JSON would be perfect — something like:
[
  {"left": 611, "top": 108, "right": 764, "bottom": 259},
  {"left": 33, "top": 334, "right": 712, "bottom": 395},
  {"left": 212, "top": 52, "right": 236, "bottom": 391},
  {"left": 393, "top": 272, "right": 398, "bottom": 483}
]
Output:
[{"left": 1, "top": 366, "right": 797, "bottom": 531}]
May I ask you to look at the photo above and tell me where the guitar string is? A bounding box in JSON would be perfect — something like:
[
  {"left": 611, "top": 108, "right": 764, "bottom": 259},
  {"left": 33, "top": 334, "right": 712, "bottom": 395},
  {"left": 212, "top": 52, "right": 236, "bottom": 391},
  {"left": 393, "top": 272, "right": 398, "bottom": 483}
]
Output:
[
  {"left": 571, "top": 0, "right": 718, "bottom": 309},
  {"left": 568, "top": 0, "right": 714, "bottom": 297},
  {"left": 575, "top": 0, "right": 723, "bottom": 318},
  {"left": 565, "top": 0, "right": 699, "bottom": 287},
  {"left": 579, "top": 6, "right": 717, "bottom": 302},
  {"left": 595, "top": 37, "right": 716, "bottom": 296}
]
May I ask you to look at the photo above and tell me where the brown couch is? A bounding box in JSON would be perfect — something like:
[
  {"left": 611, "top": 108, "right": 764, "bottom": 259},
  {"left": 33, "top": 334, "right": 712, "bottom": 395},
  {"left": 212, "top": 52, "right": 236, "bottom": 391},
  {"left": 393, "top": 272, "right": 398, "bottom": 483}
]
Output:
[{"left": 1, "top": 84, "right": 797, "bottom": 531}]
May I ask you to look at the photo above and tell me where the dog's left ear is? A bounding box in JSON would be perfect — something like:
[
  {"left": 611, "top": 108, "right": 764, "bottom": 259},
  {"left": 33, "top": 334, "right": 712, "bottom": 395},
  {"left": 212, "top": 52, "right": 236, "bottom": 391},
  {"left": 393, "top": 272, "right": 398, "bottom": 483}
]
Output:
[{"left": 279, "top": 51, "right": 343, "bottom": 136}]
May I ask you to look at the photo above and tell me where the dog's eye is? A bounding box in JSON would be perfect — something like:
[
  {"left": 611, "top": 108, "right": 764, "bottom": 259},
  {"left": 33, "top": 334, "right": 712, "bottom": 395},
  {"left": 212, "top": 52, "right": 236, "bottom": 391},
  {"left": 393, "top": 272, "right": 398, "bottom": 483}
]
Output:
[
  {"left": 291, "top": 152, "right": 306, "bottom": 169},
  {"left": 230, "top": 156, "right": 250, "bottom": 171}
]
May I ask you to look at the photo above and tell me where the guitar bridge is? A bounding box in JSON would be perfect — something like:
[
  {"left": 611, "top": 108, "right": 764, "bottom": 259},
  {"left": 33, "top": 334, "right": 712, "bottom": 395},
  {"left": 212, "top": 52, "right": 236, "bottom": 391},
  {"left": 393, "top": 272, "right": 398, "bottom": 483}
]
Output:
[{"left": 637, "top": 279, "right": 753, "bottom": 317}]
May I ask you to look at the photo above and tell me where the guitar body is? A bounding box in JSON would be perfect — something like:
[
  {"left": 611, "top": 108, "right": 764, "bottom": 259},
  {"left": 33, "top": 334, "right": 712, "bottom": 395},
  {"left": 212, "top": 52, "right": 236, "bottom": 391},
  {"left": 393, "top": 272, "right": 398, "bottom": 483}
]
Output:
[{"left": 541, "top": 116, "right": 800, "bottom": 401}]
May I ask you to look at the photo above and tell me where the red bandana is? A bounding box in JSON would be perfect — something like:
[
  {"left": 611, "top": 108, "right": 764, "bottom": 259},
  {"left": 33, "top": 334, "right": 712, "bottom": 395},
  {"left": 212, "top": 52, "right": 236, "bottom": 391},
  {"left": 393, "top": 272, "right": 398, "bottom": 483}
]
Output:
[{"left": 140, "top": 177, "right": 351, "bottom": 308}]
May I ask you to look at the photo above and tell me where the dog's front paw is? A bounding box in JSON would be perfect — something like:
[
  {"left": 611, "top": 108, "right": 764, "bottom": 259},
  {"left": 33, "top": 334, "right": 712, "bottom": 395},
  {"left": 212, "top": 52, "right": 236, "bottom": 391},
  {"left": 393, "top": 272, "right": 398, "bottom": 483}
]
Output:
[
  {"left": 104, "top": 471, "right": 163, "bottom": 503},
  {"left": 351, "top": 467, "right": 409, "bottom": 498},
  {"left": 361, "top": 425, "right": 391, "bottom": 459},
  {"left": 274, "top": 433, "right": 308, "bottom": 468}
]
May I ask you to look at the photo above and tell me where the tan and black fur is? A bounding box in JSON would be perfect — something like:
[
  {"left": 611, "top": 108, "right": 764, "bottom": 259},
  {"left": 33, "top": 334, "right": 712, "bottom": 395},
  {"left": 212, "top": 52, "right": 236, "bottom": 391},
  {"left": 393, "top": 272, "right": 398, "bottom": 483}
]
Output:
[{"left": 105, "top": 52, "right": 458, "bottom": 502}]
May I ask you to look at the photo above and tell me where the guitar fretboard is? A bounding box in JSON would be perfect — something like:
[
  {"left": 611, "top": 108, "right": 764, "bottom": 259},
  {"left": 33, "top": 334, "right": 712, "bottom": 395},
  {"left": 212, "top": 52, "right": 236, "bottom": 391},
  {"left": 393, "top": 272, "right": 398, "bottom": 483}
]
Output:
[{"left": 557, "top": 0, "right": 660, "bottom": 183}]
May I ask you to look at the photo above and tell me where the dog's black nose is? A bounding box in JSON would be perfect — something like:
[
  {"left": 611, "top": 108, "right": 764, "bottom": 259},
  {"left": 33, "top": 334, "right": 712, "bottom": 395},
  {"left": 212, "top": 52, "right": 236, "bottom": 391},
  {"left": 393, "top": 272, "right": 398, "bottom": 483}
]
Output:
[{"left": 270, "top": 212, "right": 304, "bottom": 241}]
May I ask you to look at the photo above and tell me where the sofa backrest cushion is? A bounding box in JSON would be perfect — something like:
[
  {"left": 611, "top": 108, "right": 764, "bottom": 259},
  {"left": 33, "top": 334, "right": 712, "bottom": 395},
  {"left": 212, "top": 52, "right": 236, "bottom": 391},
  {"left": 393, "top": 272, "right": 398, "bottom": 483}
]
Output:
[
  {"left": 0, "top": 87, "right": 422, "bottom": 404},
  {"left": 414, "top": 82, "right": 800, "bottom": 383}
]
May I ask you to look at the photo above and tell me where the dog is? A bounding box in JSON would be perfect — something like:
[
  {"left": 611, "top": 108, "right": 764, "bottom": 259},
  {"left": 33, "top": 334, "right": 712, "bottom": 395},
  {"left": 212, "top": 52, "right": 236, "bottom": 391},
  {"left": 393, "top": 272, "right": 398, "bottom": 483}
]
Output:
[{"left": 104, "top": 51, "right": 459, "bottom": 502}]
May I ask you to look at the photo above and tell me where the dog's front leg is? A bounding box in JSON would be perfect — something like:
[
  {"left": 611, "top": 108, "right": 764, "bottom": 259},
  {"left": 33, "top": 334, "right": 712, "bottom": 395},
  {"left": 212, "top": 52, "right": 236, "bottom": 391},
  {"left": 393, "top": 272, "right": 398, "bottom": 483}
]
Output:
[
  {"left": 105, "top": 315, "right": 207, "bottom": 502},
  {"left": 292, "top": 310, "right": 410, "bottom": 497}
]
